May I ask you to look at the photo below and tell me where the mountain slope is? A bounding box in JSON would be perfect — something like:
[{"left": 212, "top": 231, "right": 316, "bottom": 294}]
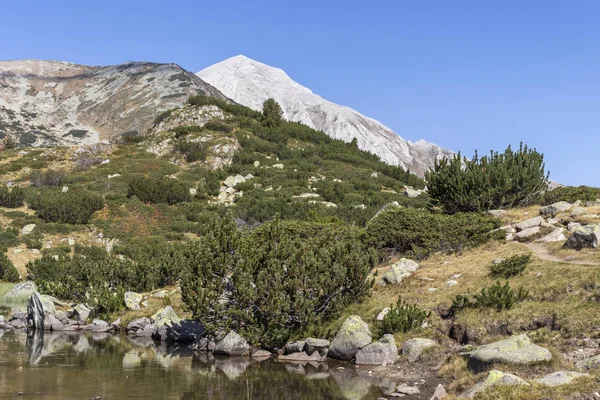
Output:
[
  {"left": 0, "top": 60, "right": 228, "bottom": 146},
  {"left": 197, "top": 55, "right": 453, "bottom": 176}
]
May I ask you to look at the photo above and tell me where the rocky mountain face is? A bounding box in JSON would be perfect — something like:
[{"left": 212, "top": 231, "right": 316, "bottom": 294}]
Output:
[
  {"left": 0, "top": 60, "right": 228, "bottom": 146},
  {"left": 197, "top": 55, "right": 454, "bottom": 176}
]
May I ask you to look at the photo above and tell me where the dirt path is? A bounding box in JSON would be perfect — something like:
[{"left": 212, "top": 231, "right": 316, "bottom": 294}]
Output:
[{"left": 524, "top": 242, "right": 600, "bottom": 265}]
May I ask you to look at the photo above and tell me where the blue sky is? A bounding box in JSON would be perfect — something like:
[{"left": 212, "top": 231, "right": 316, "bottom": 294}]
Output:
[{"left": 1, "top": 0, "right": 599, "bottom": 185}]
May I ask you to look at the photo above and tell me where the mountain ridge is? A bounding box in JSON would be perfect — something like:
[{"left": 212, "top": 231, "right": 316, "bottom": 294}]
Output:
[{"left": 197, "top": 55, "right": 454, "bottom": 176}]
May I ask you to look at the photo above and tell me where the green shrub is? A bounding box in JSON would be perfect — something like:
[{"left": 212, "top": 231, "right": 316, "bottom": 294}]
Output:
[
  {"left": 29, "top": 169, "right": 67, "bottom": 187},
  {"left": 0, "top": 231, "right": 18, "bottom": 248},
  {"left": 28, "top": 189, "right": 104, "bottom": 224},
  {"left": 203, "top": 120, "right": 233, "bottom": 133},
  {"left": 0, "top": 252, "right": 20, "bottom": 282},
  {"left": 0, "top": 185, "right": 25, "bottom": 208},
  {"left": 175, "top": 139, "right": 207, "bottom": 163},
  {"left": 172, "top": 125, "right": 202, "bottom": 138},
  {"left": 127, "top": 175, "right": 190, "bottom": 205},
  {"left": 489, "top": 254, "right": 531, "bottom": 278},
  {"left": 426, "top": 143, "right": 548, "bottom": 213},
  {"left": 181, "top": 214, "right": 376, "bottom": 347},
  {"left": 366, "top": 208, "right": 503, "bottom": 259},
  {"left": 153, "top": 109, "right": 174, "bottom": 125},
  {"left": 542, "top": 186, "right": 600, "bottom": 205},
  {"left": 451, "top": 281, "right": 529, "bottom": 313},
  {"left": 262, "top": 98, "right": 284, "bottom": 127},
  {"left": 381, "top": 297, "right": 430, "bottom": 334}
]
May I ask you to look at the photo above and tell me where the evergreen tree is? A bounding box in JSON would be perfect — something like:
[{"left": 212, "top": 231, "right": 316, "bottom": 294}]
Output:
[{"left": 262, "top": 98, "right": 284, "bottom": 127}]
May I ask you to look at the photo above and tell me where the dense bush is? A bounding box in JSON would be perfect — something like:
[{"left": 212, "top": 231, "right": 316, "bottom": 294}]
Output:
[
  {"left": 426, "top": 143, "right": 548, "bottom": 213},
  {"left": 0, "top": 185, "right": 25, "bottom": 208},
  {"left": 181, "top": 214, "right": 376, "bottom": 347},
  {"left": 2, "top": 135, "right": 17, "bottom": 150},
  {"left": 381, "top": 297, "right": 430, "bottom": 334},
  {"left": 489, "top": 254, "right": 531, "bottom": 278},
  {"left": 451, "top": 281, "right": 529, "bottom": 313},
  {"left": 262, "top": 98, "right": 284, "bottom": 127},
  {"left": 0, "top": 252, "right": 19, "bottom": 282},
  {"left": 203, "top": 120, "right": 234, "bottom": 133},
  {"left": 175, "top": 139, "right": 207, "bottom": 163},
  {"left": 29, "top": 169, "right": 67, "bottom": 187},
  {"left": 127, "top": 175, "right": 190, "bottom": 205},
  {"left": 28, "top": 189, "right": 104, "bottom": 224},
  {"left": 172, "top": 125, "right": 202, "bottom": 139},
  {"left": 366, "top": 208, "right": 503, "bottom": 259},
  {"left": 542, "top": 186, "right": 600, "bottom": 205},
  {"left": 187, "top": 95, "right": 261, "bottom": 119}
]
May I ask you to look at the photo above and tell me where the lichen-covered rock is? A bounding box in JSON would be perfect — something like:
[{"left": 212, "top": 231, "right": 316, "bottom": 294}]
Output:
[
  {"left": 4, "top": 281, "right": 36, "bottom": 299},
  {"left": 402, "top": 338, "right": 437, "bottom": 363},
  {"left": 21, "top": 224, "right": 36, "bottom": 235},
  {"left": 430, "top": 384, "right": 448, "bottom": 399},
  {"left": 223, "top": 174, "right": 246, "bottom": 187},
  {"left": 536, "top": 228, "right": 566, "bottom": 243},
  {"left": 564, "top": 225, "right": 600, "bottom": 250},
  {"left": 73, "top": 303, "right": 91, "bottom": 323},
  {"left": 515, "top": 226, "right": 541, "bottom": 240},
  {"left": 381, "top": 258, "right": 419, "bottom": 285},
  {"left": 462, "top": 370, "right": 529, "bottom": 398},
  {"left": 539, "top": 201, "right": 572, "bottom": 218},
  {"left": 126, "top": 317, "right": 156, "bottom": 337},
  {"left": 575, "top": 355, "right": 600, "bottom": 371},
  {"left": 328, "top": 316, "right": 372, "bottom": 361},
  {"left": 355, "top": 334, "right": 398, "bottom": 365},
  {"left": 285, "top": 340, "right": 306, "bottom": 354},
  {"left": 486, "top": 210, "right": 507, "bottom": 218},
  {"left": 536, "top": 371, "right": 589, "bottom": 387},
  {"left": 213, "top": 331, "right": 250, "bottom": 356},
  {"left": 466, "top": 334, "right": 552, "bottom": 371},
  {"left": 376, "top": 307, "right": 390, "bottom": 321},
  {"left": 305, "top": 338, "right": 330, "bottom": 356},
  {"left": 151, "top": 306, "right": 181, "bottom": 327},
  {"left": 124, "top": 291, "right": 143, "bottom": 311}
]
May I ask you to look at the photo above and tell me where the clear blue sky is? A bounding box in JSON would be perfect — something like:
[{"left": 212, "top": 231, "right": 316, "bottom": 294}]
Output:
[{"left": 2, "top": 1, "right": 599, "bottom": 185}]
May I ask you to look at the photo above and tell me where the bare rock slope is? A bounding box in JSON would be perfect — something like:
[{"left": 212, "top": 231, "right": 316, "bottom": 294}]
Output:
[
  {"left": 0, "top": 60, "right": 228, "bottom": 146},
  {"left": 198, "top": 55, "right": 454, "bottom": 176}
]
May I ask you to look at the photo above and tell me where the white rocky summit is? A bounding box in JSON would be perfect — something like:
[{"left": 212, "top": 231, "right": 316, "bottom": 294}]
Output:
[{"left": 197, "top": 55, "right": 454, "bottom": 176}]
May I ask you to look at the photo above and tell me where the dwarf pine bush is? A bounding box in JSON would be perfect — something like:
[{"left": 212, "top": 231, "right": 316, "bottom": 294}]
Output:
[
  {"left": 381, "top": 297, "right": 430, "bottom": 334},
  {"left": 489, "top": 254, "right": 531, "bottom": 278}
]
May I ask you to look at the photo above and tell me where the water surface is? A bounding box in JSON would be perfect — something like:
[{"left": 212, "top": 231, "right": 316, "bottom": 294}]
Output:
[{"left": 0, "top": 330, "right": 395, "bottom": 399}]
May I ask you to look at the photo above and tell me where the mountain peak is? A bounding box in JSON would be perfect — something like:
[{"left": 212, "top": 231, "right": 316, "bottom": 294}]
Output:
[{"left": 197, "top": 57, "right": 453, "bottom": 176}]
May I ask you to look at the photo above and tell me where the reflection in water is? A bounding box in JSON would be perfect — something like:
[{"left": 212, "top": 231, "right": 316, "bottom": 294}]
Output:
[{"left": 0, "top": 331, "right": 391, "bottom": 400}]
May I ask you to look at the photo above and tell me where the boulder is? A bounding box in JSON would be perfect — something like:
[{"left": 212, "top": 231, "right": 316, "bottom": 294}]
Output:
[
  {"left": 462, "top": 370, "right": 529, "bottom": 398},
  {"left": 90, "top": 319, "right": 110, "bottom": 332},
  {"left": 153, "top": 320, "right": 206, "bottom": 343},
  {"left": 124, "top": 291, "right": 143, "bottom": 311},
  {"left": 285, "top": 340, "right": 306, "bottom": 354},
  {"left": 466, "top": 334, "right": 552, "bottom": 372},
  {"left": 151, "top": 306, "right": 181, "bottom": 327},
  {"left": 21, "top": 224, "right": 36, "bottom": 235},
  {"left": 126, "top": 317, "right": 156, "bottom": 337},
  {"left": 539, "top": 201, "right": 572, "bottom": 218},
  {"left": 515, "top": 226, "right": 541, "bottom": 240},
  {"left": 45, "top": 314, "right": 65, "bottom": 331},
  {"left": 404, "top": 187, "right": 425, "bottom": 198},
  {"left": 223, "top": 174, "right": 246, "bottom": 187},
  {"left": 570, "top": 207, "right": 587, "bottom": 218},
  {"left": 568, "top": 222, "right": 582, "bottom": 232},
  {"left": 328, "top": 316, "right": 372, "bottom": 361},
  {"left": 536, "top": 371, "right": 589, "bottom": 387},
  {"left": 54, "top": 310, "right": 70, "bottom": 325},
  {"left": 382, "top": 258, "right": 419, "bottom": 285},
  {"left": 515, "top": 216, "right": 545, "bottom": 231},
  {"left": 355, "top": 334, "right": 398, "bottom": 365},
  {"left": 395, "top": 384, "right": 421, "bottom": 395},
  {"left": 110, "top": 318, "right": 122, "bottom": 331},
  {"left": 4, "top": 281, "right": 36, "bottom": 298},
  {"left": 564, "top": 225, "right": 600, "bottom": 250},
  {"left": 575, "top": 355, "right": 600, "bottom": 371},
  {"left": 73, "top": 304, "right": 91, "bottom": 323},
  {"left": 402, "top": 338, "right": 437, "bottom": 363},
  {"left": 535, "top": 228, "right": 566, "bottom": 243},
  {"left": 39, "top": 295, "right": 57, "bottom": 316},
  {"left": 376, "top": 307, "right": 390, "bottom": 321},
  {"left": 27, "top": 291, "right": 45, "bottom": 330},
  {"left": 213, "top": 331, "right": 250, "bottom": 356},
  {"left": 486, "top": 210, "right": 507, "bottom": 218},
  {"left": 251, "top": 350, "right": 272, "bottom": 359},
  {"left": 278, "top": 351, "right": 327, "bottom": 363},
  {"left": 304, "top": 338, "right": 330, "bottom": 357}
]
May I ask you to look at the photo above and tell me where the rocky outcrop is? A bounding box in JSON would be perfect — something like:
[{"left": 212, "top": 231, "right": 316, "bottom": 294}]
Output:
[
  {"left": 402, "top": 338, "right": 437, "bottom": 363},
  {"left": 466, "top": 334, "right": 552, "bottom": 372},
  {"left": 354, "top": 334, "right": 398, "bottom": 365},
  {"left": 462, "top": 370, "right": 529, "bottom": 398},
  {"left": 328, "top": 316, "right": 372, "bottom": 361},
  {"left": 564, "top": 225, "right": 600, "bottom": 250},
  {"left": 213, "top": 331, "right": 250, "bottom": 356}
]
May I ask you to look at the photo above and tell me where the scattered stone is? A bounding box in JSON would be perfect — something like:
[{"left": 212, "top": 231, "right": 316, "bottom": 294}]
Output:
[
  {"left": 486, "top": 210, "right": 507, "bottom": 218},
  {"left": 539, "top": 201, "right": 572, "bottom": 218},
  {"left": 124, "top": 292, "right": 143, "bottom": 310},
  {"left": 576, "top": 355, "right": 600, "bottom": 371},
  {"left": 404, "top": 187, "right": 425, "bottom": 198},
  {"left": 110, "top": 318, "right": 122, "bottom": 331},
  {"left": 355, "top": 334, "right": 398, "bottom": 365},
  {"left": 73, "top": 304, "right": 92, "bottom": 323},
  {"left": 90, "top": 319, "right": 110, "bottom": 332},
  {"left": 466, "top": 334, "right": 552, "bottom": 371},
  {"left": 568, "top": 222, "right": 583, "bottom": 232},
  {"left": 251, "top": 350, "right": 272, "bottom": 359},
  {"left": 462, "top": 370, "right": 529, "bottom": 398},
  {"left": 189, "top": 188, "right": 197, "bottom": 196},
  {"left": 429, "top": 384, "right": 448, "bottom": 400},
  {"left": 547, "top": 218, "right": 560, "bottom": 225},
  {"left": 536, "top": 371, "right": 589, "bottom": 387},
  {"left": 564, "top": 225, "right": 600, "bottom": 250},
  {"left": 395, "top": 384, "right": 421, "bottom": 395},
  {"left": 107, "top": 173, "right": 121, "bottom": 179},
  {"left": 224, "top": 175, "right": 246, "bottom": 187},
  {"left": 328, "top": 316, "right": 372, "bottom": 361},
  {"left": 515, "top": 226, "right": 541, "bottom": 240},
  {"left": 536, "top": 228, "right": 566, "bottom": 243},
  {"left": 21, "top": 224, "right": 36, "bottom": 235},
  {"left": 293, "top": 193, "right": 321, "bottom": 199},
  {"left": 371, "top": 172, "right": 378, "bottom": 178},
  {"left": 272, "top": 163, "right": 284, "bottom": 169},
  {"left": 62, "top": 186, "right": 69, "bottom": 192},
  {"left": 100, "top": 159, "right": 110, "bottom": 165},
  {"left": 285, "top": 340, "right": 307, "bottom": 354},
  {"left": 152, "top": 290, "right": 169, "bottom": 299},
  {"left": 382, "top": 258, "right": 419, "bottom": 285},
  {"left": 253, "top": 161, "right": 260, "bottom": 167},
  {"left": 402, "top": 338, "right": 437, "bottom": 363},
  {"left": 446, "top": 280, "right": 458, "bottom": 287},
  {"left": 376, "top": 307, "right": 390, "bottom": 321},
  {"left": 515, "top": 216, "right": 545, "bottom": 231},
  {"left": 213, "top": 331, "right": 250, "bottom": 356},
  {"left": 305, "top": 338, "right": 330, "bottom": 357}
]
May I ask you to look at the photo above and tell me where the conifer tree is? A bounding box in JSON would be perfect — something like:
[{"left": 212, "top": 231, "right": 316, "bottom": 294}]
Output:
[{"left": 262, "top": 98, "right": 284, "bottom": 127}]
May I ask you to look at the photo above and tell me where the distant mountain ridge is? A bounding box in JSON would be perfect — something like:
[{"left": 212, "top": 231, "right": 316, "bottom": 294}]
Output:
[
  {"left": 197, "top": 55, "right": 454, "bottom": 176},
  {"left": 0, "top": 59, "right": 228, "bottom": 146}
]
